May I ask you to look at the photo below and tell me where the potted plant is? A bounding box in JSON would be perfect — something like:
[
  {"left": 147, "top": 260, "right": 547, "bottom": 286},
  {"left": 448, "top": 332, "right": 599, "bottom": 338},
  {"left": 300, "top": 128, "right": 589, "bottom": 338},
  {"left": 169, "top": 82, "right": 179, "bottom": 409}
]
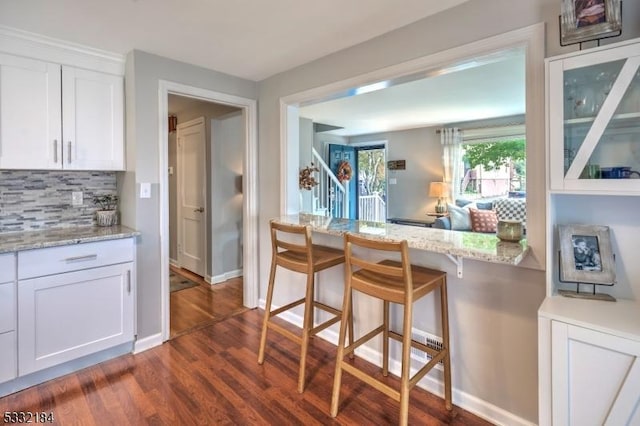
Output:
[{"left": 93, "top": 194, "right": 119, "bottom": 227}]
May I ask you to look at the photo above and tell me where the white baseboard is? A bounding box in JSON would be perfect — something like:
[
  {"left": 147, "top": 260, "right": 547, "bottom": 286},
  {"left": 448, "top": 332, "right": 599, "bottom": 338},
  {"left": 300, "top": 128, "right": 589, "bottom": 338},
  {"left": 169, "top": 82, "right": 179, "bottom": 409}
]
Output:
[
  {"left": 257, "top": 298, "right": 535, "bottom": 426},
  {"left": 210, "top": 268, "right": 243, "bottom": 285},
  {"left": 133, "top": 333, "right": 163, "bottom": 354}
]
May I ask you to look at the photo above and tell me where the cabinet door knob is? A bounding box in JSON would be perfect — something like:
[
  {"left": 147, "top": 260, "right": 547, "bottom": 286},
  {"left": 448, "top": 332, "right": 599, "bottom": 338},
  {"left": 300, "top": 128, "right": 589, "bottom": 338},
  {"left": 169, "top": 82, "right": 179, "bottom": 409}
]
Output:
[{"left": 194, "top": 207, "right": 205, "bottom": 213}]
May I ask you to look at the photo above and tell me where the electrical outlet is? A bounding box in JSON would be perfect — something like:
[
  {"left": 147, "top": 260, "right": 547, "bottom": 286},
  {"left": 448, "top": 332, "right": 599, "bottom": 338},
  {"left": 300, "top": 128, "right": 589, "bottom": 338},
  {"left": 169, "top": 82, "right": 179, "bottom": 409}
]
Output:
[{"left": 72, "top": 191, "right": 83, "bottom": 206}]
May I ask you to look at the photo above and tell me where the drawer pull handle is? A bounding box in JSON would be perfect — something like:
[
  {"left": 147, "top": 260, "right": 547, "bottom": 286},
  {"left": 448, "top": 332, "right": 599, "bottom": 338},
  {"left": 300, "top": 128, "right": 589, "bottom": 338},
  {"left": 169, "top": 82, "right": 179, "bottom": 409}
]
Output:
[{"left": 64, "top": 254, "right": 98, "bottom": 263}]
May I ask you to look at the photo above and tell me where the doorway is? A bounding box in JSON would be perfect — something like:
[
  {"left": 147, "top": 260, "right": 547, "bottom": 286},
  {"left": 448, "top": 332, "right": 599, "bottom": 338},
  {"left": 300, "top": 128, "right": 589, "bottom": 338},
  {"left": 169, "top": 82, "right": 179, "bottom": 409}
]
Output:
[
  {"left": 158, "top": 80, "right": 258, "bottom": 341},
  {"left": 355, "top": 144, "right": 387, "bottom": 222},
  {"left": 164, "top": 91, "right": 253, "bottom": 339}
]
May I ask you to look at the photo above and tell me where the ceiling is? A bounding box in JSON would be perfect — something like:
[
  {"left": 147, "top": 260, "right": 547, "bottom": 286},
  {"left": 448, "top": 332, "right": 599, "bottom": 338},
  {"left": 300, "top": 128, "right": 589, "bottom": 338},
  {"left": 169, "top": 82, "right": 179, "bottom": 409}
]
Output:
[
  {"left": 299, "top": 49, "right": 526, "bottom": 137},
  {"left": 0, "top": 0, "right": 470, "bottom": 81}
]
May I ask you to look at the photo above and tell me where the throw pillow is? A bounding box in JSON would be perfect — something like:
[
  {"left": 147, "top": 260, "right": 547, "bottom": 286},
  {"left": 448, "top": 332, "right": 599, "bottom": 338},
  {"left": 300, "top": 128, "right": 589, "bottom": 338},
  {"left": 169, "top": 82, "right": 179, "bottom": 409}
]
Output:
[
  {"left": 494, "top": 198, "right": 527, "bottom": 222},
  {"left": 447, "top": 203, "right": 475, "bottom": 231},
  {"left": 469, "top": 208, "right": 498, "bottom": 233},
  {"left": 455, "top": 199, "right": 473, "bottom": 208},
  {"left": 476, "top": 201, "right": 493, "bottom": 210}
]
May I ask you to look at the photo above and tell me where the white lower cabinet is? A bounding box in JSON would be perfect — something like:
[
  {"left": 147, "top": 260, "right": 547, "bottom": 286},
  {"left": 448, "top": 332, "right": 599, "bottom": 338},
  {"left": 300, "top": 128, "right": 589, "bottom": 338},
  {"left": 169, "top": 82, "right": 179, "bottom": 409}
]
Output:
[
  {"left": 0, "top": 332, "right": 17, "bottom": 383},
  {"left": 11, "top": 237, "right": 136, "bottom": 380},
  {"left": 18, "top": 263, "right": 134, "bottom": 375},
  {"left": 539, "top": 298, "right": 640, "bottom": 426},
  {"left": 0, "top": 253, "right": 17, "bottom": 383}
]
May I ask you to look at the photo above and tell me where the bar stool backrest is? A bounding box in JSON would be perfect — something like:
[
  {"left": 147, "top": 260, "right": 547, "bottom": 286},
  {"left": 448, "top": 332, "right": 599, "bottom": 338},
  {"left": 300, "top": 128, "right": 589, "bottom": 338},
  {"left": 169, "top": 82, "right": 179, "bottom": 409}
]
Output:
[{"left": 270, "top": 220, "right": 313, "bottom": 274}]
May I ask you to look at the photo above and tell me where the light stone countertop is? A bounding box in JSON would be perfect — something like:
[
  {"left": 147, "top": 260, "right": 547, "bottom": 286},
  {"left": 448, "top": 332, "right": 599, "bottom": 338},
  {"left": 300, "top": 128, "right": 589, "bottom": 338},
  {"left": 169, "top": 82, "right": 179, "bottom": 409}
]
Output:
[
  {"left": 0, "top": 225, "right": 140, "bottom": 254},
  {"left": 275, "top": 214, "right": 529, "bottom": 266}
]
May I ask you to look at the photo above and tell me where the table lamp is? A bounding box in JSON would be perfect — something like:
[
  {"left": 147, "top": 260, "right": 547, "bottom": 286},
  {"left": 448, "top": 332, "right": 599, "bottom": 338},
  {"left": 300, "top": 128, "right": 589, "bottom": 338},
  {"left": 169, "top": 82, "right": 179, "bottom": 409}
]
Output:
[{"left": 429, "top": 182, "right": 447, "bottom": 213}]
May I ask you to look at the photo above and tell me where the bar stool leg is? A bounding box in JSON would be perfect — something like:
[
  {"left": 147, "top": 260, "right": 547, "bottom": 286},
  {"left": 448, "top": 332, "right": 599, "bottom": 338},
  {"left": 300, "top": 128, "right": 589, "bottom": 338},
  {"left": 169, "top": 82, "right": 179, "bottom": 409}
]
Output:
[
  {"left": 258, "top": 259, "right": 278, "bottom": 365},
  {"left": 399, "top": 300, "right": 414, "bottom": 426},
  {"left": 382, "top": 300, "right": 390, "bottom": 376},
  {"left": 298, "top": 271, "right": 315, "bottom": 393},
  {"left": 440, "top": 279, "right": 453, "bottom": 410},
  {"left": 330, "top": 280, "right": 352, "bottom": 417}
]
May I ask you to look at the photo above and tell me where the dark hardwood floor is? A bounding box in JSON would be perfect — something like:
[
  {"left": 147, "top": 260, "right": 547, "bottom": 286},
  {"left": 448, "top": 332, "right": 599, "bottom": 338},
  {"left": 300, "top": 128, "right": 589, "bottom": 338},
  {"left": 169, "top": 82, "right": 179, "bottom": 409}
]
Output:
[
  {"left": 0, "top": 309, "right": 492, "bottom": 425},
  {"left": 170, "top": 265, "right": 247, "bottom": 338}
]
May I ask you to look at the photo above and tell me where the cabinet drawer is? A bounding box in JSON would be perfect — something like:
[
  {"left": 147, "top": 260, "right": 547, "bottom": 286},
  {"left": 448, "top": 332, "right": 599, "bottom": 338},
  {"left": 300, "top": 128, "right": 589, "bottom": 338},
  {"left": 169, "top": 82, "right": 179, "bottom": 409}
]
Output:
[
  {"left": 0, "top": 282, "right": 16, "bottom": 334},
  {"left": 0, "top": 253, "right": 16, "bottom": 283},
  {"left": 0, "top": 331, "right": 17, "bottom": 384},
  {"left": 18, "top": 238, "right": 134, "bottom": 279}
]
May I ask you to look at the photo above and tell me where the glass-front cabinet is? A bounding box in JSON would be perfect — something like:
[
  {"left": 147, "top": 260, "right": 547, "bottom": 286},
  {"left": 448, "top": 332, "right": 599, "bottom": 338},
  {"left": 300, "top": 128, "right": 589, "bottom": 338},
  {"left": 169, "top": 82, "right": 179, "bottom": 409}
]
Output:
[{"left": 548, "top": 38, "right": 640, "bottom": 194}]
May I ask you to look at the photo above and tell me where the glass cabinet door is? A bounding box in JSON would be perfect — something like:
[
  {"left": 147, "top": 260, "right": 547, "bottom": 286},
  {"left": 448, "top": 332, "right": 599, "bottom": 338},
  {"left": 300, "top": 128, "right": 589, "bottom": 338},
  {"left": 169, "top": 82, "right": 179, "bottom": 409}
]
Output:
[{"left": 549, "top": 40, "right": 640, "bottom": 193}]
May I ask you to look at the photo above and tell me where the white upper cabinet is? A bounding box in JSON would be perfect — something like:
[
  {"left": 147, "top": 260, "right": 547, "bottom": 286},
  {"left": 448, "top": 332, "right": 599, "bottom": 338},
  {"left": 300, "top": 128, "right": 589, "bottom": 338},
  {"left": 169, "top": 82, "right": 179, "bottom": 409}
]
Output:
[
  {"left": 0, "top": 29, "right": 125, "bottom": 171},
  {"left": 547, "top": 38, "right": 640, "bottom": 194},
  {"left": 62, "top": 67, "right": 124, "bottom": 170},
  {"left": 0, "top": 53, "right": 62, "bottom": 169}
]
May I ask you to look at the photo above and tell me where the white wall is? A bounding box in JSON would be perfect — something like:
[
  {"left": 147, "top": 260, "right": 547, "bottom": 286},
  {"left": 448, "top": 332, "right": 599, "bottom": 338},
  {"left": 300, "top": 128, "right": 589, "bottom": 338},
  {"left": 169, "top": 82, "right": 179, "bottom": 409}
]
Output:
[
  {"left": 350, "top": 127, "right": 443, "bottom": 219},
  {"left": 257, "top": 0, "right": 640, "bottom": 423}
]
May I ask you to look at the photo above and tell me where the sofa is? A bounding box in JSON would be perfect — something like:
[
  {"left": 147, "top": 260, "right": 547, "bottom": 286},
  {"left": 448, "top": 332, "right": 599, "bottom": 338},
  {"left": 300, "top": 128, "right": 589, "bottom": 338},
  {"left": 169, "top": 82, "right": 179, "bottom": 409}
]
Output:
[{"left": 433, "top": 197, "right": 526, "bottom": 233}]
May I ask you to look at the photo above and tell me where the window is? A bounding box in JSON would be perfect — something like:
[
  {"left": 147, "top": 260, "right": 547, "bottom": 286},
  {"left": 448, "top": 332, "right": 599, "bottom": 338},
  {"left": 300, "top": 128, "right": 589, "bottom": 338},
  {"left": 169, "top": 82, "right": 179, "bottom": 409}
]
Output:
[{"left": 458, "top": 125, "right": 526, "bottom": 200}]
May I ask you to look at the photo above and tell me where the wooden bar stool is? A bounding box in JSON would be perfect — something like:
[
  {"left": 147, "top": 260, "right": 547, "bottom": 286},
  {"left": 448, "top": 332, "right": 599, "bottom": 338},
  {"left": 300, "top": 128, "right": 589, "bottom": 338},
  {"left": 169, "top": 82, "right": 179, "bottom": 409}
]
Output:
[
  {"left": 258, "top": 220, "right": 351, "bottom": 393},
  {"left": 331, "top": 232, "right": 452, "bottom": 425}
]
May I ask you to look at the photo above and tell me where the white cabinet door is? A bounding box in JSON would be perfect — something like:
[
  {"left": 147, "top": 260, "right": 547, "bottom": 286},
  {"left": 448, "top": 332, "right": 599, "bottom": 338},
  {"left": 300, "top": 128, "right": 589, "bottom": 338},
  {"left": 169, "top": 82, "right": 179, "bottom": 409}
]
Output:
[
  {"left": 62, "top": 66, "right": 124, "bottom": 170},
  {"left": 0, "top": 53, "right": 62, "bottom": 170},
  {"left": 551, "top": 321, "right": 640, "bottom": 426},
  {"left": 18, "top": 263, "right": 134, "bottom": 375},
  {"left": 0, "top": 332, "right": 17, "bottom": 383}
]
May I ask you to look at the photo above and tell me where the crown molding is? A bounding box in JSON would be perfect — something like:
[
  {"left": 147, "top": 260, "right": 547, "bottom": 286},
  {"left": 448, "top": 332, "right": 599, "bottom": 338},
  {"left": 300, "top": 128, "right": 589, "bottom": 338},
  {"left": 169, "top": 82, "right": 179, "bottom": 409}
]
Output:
[{"left": 0, "top": 25, "right": 125, "bottom": 75}]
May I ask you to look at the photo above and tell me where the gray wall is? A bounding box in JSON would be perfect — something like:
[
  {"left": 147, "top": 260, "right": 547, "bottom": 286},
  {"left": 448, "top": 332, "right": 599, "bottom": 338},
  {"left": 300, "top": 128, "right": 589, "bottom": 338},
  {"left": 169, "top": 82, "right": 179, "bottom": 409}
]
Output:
[
  {"left": 119, "top": 50, "right": 257, "bottom": 339},
  {"left": 211, "top": 111, "right": 244, "bottom": 278},
  {"left": 350, "top": 127, "right": 443, "bottom": 219},
  {"left": 257, "top": 0, "right": 640, "bottom": 423}
]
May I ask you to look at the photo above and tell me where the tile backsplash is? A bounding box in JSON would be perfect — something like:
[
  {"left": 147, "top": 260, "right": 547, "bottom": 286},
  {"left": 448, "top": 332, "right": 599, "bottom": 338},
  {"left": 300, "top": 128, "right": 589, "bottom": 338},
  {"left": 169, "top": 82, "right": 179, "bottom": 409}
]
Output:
[{"left": 0, "top": 170, "right": 117, "bottom": 232}]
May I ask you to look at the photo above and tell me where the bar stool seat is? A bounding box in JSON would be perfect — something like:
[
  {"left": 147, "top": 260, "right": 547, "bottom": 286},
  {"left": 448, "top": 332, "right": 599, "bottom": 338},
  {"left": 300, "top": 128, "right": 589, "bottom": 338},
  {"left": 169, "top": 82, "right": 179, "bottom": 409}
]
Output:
[
  {"left": 258, "top": 220, "right": 351, "bottom": 393},
  {"left": 331, "top": 233, "right": 452, "bottom": 425}
]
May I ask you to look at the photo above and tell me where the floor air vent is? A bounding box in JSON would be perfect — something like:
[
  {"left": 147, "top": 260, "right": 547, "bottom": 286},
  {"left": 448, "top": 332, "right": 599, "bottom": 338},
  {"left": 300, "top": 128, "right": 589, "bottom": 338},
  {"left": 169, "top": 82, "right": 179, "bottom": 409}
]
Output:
[{"left": 411, "top": 329, "right": 444, "bottom": 369}]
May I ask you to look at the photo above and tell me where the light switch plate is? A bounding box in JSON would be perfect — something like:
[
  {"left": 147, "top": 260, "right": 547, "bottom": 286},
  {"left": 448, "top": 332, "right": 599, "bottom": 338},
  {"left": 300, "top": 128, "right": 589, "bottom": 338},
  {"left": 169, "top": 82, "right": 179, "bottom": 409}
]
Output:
[
  {"left": 140, "top": 183, "right": 151, "bottom": 199},
  {"left": 72, "top": 191, "right": 83, "bottom": 206},
  {"left": 389, "top": 178, "right": 397, "bottom": 185}
]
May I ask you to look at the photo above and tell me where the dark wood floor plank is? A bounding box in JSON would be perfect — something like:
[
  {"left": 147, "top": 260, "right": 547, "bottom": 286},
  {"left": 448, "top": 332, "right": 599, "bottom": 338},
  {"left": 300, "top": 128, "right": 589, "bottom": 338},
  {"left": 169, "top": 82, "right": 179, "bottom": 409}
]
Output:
[{"left": 0, "top": 309, "right": 492, "bottom": 425}]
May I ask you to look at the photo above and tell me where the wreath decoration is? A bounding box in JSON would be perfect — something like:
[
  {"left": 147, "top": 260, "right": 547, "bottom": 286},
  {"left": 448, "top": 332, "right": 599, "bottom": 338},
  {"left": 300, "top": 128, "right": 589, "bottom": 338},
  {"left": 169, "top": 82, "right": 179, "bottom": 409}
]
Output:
[{"left": 336, "top": 161, "right": 352, "bottom": 183}]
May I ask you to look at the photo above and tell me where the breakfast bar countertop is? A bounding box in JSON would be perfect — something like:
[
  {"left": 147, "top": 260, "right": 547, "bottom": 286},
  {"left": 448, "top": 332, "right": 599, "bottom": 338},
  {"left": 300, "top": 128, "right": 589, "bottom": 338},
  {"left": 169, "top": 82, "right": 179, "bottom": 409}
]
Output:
[
  {"left": 275, "top": 214, "right": 529, "bottom": 266},
  {"left": 0, "top": 225, "right": 140, "bottom": 254}
]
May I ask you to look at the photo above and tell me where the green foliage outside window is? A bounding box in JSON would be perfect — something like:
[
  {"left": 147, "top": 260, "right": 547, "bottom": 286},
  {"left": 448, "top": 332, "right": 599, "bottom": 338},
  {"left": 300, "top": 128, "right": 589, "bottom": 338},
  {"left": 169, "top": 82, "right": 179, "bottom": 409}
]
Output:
[
  {"left": 357, "top": 149, "right": 386, "bottom": 196},
  {"left": 463, "top": 139, "right": 525, "bottom": 171}
]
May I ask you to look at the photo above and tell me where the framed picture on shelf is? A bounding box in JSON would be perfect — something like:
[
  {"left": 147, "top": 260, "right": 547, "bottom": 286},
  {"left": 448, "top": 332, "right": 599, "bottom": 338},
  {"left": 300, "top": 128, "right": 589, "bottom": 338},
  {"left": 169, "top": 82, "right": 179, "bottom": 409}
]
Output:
[
  {"left": 560, "top": 0, "right": 622, "bottom": 45},
  {"left": 558, "top": 224, "right": 616, "bottom": 285}
]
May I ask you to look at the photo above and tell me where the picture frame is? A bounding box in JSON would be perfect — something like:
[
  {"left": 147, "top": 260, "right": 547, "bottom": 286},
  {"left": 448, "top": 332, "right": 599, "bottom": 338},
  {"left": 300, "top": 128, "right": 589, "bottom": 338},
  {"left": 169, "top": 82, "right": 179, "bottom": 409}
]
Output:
[
  {"left": 560, "top": 0, "right": 622, "bottom": 45},
  {"left": 558, "top": 224, "right": 615, "bottom": 285}
]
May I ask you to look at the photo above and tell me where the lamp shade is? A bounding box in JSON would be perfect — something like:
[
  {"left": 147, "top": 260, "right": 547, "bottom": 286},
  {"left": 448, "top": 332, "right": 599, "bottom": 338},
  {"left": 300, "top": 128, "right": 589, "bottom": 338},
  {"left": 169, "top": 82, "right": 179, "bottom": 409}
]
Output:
[{"left": 428, "top": 182, "right": 447, "bottom": 198}]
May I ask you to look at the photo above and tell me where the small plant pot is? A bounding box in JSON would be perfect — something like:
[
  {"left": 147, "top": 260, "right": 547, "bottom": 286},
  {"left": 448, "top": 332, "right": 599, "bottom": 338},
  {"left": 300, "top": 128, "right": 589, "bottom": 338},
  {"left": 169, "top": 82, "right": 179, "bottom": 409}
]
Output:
[{"left": 96, "top": 210, "right": 118, "bottom": 227}]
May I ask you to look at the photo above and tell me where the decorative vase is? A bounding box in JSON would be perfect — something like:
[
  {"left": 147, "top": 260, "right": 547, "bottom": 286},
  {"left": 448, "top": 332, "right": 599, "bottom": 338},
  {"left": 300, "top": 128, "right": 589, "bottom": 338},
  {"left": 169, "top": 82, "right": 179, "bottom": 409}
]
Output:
[
  {"left": 96, "top": 210, "right": 118, "bottom": 227},
  {"left": 496, "top": 220, "right": 523, "bottom": 242}
]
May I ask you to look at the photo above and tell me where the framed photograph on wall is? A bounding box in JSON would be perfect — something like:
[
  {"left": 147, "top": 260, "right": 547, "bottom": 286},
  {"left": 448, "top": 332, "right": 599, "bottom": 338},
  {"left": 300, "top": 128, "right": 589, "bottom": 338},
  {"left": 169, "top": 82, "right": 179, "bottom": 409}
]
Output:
[
  {"left": 558, "top": 224, "right": 616, "bottom": 285},
  {"left": 560, "top": 0, "right": 622, "bottom": 45}
]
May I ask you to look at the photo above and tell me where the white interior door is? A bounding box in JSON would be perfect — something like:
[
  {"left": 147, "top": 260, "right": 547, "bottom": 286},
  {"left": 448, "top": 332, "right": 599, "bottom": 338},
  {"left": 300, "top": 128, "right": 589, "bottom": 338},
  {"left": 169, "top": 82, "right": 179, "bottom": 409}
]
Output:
[{"left": 177, "top": 117, "right": 206, "bottom": 276}]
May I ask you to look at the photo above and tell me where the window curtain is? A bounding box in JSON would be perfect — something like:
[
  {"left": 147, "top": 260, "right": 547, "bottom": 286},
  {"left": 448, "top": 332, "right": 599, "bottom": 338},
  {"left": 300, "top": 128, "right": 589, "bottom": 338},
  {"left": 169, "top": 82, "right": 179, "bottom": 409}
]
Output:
[{"left": 441, "top": 127, "right": 463, "bottom": 203}]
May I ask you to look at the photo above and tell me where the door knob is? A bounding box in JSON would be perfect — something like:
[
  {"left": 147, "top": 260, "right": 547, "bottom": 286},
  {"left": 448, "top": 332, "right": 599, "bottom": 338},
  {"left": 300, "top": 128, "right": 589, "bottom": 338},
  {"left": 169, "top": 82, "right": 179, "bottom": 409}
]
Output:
[{"left": 194, "top": 207, "right": 204, "bottom": 212}]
